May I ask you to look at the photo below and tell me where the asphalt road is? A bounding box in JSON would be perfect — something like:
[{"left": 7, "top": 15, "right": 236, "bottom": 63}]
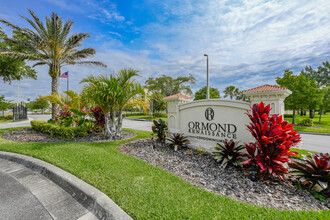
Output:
[
  {"left": 297, "top": 133, "right": 329, "bottom": 153},
  {"left": 0, "top": 114, "right": 328, "bottom": 153}
]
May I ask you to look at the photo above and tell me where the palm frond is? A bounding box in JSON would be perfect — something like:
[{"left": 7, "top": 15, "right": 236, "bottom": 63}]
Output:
[
  {"left": 0, "top": 50, "right": 39, "bottom": 60},
  {"left": 66, "top": 61, "right": 107, "bottom": 67}
]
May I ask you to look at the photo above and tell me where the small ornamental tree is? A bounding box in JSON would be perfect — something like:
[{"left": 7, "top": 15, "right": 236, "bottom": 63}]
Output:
[{"left": 242, "top": 102, "right": 301, "bottom": 181}]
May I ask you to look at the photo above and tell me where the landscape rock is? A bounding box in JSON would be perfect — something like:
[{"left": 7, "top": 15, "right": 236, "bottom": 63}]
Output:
[{"left": 119, "top": 138, "right": 329, "bottom": 211}]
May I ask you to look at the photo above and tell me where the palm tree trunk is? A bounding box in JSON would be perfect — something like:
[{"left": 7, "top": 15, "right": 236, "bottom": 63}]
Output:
[
  {"left": 104, "top": 112, "right": 111, "bottom": 138},
  {"left": 115, "top": 110, "right": 123, "bottom": 138},
  {"left": 51, "top": 76, "right": 59, "bottom": 119},
  {"left": 109, "top": 111, "right": 116, "bottom": 138}
]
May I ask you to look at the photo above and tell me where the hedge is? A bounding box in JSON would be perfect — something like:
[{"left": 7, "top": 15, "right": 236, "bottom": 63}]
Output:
[
  {"left": 283, "top": 114, "right": 293, "bottom": 119},
  {"left": 31, "top": 120, "right": 88, "bottom": 139},
  {"left": 0, "top": 115, "right": 13, "bottom": 120}
]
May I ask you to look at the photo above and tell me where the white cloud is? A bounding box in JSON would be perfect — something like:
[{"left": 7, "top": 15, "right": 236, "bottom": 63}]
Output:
[
  {"left": 2, "top": 0, "right": 330, "bottom": 100},
  {"left": 85, "top": 0, "right": 125, "bottom": 24},
  {"left": 132, "top": 0, "right": 330, "bottom": 90}
]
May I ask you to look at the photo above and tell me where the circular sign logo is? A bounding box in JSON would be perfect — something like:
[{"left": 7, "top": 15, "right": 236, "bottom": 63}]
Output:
[{"left": 205, "top": 107, "right": 214, "bottom": 121}]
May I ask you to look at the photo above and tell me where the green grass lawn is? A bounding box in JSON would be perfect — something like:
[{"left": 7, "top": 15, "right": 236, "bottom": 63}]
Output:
[
  {"left": 0, "top": 120, "right": 28, "bottom": 124},
  {"left": 0, "top": 120, "right": 12, "bottom": 124},
  {"left": 0, "top": 127, "right": 328, "bottom": 219},
  {"left": 126, "top": 115, "right": 168, "bottom": 122},
  {"left": 285, "top": 113, "right": 330, "bottom": 133}
]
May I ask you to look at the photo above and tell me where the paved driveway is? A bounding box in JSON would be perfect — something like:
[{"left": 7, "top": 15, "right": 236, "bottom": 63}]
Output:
[{"left": 122, "top": 118, "right": 152, "bottom": 132}]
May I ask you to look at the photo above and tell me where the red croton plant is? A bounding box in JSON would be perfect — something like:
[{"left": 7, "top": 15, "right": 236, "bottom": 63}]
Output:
[{"left": 242, "top": 102, "right": 301, "bottom": 181}]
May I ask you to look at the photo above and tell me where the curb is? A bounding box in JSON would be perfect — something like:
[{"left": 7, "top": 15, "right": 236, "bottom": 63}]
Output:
[
  {"left": 298, "top": 131, "right": 330, "bottom": 136},
  {"left": 123, "top": 118, "right": 148, "bottom": 121},
  {"left": 0, "top": 151, "right": 133, "bottom": 220}
]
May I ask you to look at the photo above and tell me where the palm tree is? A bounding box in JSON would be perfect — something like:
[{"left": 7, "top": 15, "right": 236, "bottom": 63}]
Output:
[
  {"left": 114, "top": 68, "right": 144, "bottom": 137},
  {"left": 80, "top": 68, "right": 143, "bottom": 139},
  {"left": 81, "top": 74, "right": 116, "bottom": 138},
  {"left": 38, "top": 90, "right": 83, "bottom": 110},
  {"left": 0, "top": 10, "right": 106, "bottom": 119},
  {"left": 223, "top": 85, "right": 239, "bottom": 100},
  {"left": 235, "top": 91, "right": 250, "bottom": 102}
]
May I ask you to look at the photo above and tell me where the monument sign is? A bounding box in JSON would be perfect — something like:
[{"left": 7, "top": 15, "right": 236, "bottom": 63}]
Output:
[
  {"left": 164, "top": 95, "right": 254, "bottom": 151},
  {"left": 164, "top": 84, "right": 291, "bottom": 152}
]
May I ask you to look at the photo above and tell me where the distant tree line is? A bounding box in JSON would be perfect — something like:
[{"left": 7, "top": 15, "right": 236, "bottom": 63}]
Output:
[
  {"left": 144, "top": 74, "right": 196, "bottom": 114},
  {"left": 276, "top": 61, "right": 329, "bottom": 124}
]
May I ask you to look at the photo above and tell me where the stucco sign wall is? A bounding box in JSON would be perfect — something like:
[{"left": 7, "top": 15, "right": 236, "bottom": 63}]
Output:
[{"left": 164, "top": 97, "right": 254, "bottom": 151}]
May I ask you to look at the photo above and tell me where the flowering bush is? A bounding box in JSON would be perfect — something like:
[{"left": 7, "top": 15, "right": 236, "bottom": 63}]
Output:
[
  {"left": 90, "top": 106, "right": 105, "bottom": 131},
  {"left": 242, "top": 102, "right": 301, "bottom": 180},
  {"left": 55, "top": 105, "right": 74, "bottom": 127}
]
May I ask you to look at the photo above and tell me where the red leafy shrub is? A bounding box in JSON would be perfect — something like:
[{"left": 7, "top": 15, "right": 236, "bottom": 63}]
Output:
[
  {"left": 55, "top": 105, "right": 72, "bottom": 120},
  {"left": 54, "top": 105, "right": 74, "bottom": 127},
  {"left": 289, "top": 153, "right": 330, "bottom": 192},
  {"left": 242, "top": 102, "right": 301, "bottom": 180},
  {"left": 90, "top": 106, "right": 105, "bottom": 129}
]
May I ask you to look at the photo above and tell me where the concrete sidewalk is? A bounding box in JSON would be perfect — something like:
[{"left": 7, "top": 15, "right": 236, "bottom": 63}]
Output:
[
  {"left": 0, "top": 158, "right": 96, "bottom": 220},
  {"left": 0, "top": 152, "right": 132, "bottom": 220}
]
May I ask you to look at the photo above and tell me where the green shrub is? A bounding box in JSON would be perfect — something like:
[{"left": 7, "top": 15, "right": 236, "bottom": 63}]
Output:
[
  {"left": 0, "top": 115, "right": 13, "bottom": 120},
  {"left": 152, "top": 119, "right": 168, "bottom": 144},
  {"left": 284, "top": 114, "right": 293, "bottom": 119},
  {"left": 124, "top": 112, "right": 145, "bottom": 117},
  {"left": 298, "top": 118, "right": 313, "bottom": 127},
  {"left": 31, "top": 120, "right": 88, "bottom": 139},
  {"left": 154, "top": 113, "right": 167, "bottom": 118}
]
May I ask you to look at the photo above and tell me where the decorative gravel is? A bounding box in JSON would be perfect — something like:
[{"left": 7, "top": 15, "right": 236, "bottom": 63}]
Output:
[
  {"left": 119, "top": 138, "right": 330, "bottom": 211},
  {"left": 2, "top": 128, "right": 136, "bottom": 143}
]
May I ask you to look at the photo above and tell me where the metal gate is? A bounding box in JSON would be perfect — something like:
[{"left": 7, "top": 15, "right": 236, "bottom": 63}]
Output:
[{"left": 13, "top": 104, "right": 27, "bottom": 122}]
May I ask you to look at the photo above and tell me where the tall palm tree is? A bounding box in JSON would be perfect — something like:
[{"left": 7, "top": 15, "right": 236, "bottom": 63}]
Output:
[
  {"left": 223, "top": 85, "right": 239, "bottom": 100},
  {"left": 0, "top": 10, "right": 106, "bottom": 118},
  {"left": 80, "top": 68, "right": 143, "bottom": 139}
]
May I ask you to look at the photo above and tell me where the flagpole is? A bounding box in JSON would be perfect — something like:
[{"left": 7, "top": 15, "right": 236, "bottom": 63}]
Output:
[{"left": 67, "top": 71, "right": 69, "bottom": 92}]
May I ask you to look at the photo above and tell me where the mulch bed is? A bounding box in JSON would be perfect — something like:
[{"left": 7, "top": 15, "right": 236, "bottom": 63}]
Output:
[
  {"left": 119, "top": 138, "right": 330, "bottom": 211},
  {"left": 2, "top": 128, "right": 136, "bottom": 143}
]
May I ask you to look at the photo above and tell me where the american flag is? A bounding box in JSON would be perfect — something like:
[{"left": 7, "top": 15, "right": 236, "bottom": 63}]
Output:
[{"left": 60, "top": 72, "right": 68, "bottom": 78}]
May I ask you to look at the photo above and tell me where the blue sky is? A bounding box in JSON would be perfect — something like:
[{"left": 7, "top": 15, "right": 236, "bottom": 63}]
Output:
[{"left": 1, "top": 0, "right": 330, "bottom": 101}]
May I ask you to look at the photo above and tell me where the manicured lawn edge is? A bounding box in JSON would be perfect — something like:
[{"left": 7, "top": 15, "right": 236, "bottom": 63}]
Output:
[
  {"left": 0, "top": 127, "right": 328, "bottom": 219},
  {"left": 125, "top": 115, "right": 168, "bottom": 122},
  {"left": 0, "top": 120, "right": 28, "bottom": 124},
  {"left": 286, "top": 113, "right": 330, "bottom": 134}
]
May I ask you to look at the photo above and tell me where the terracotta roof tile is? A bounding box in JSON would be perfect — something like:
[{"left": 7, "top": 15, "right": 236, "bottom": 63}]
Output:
[
  {"left": 243, "top": 84, "right": 288, "bottom": 93},
  {"left": 163, "top": 93, "right": 193, "bottom": 99}
]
